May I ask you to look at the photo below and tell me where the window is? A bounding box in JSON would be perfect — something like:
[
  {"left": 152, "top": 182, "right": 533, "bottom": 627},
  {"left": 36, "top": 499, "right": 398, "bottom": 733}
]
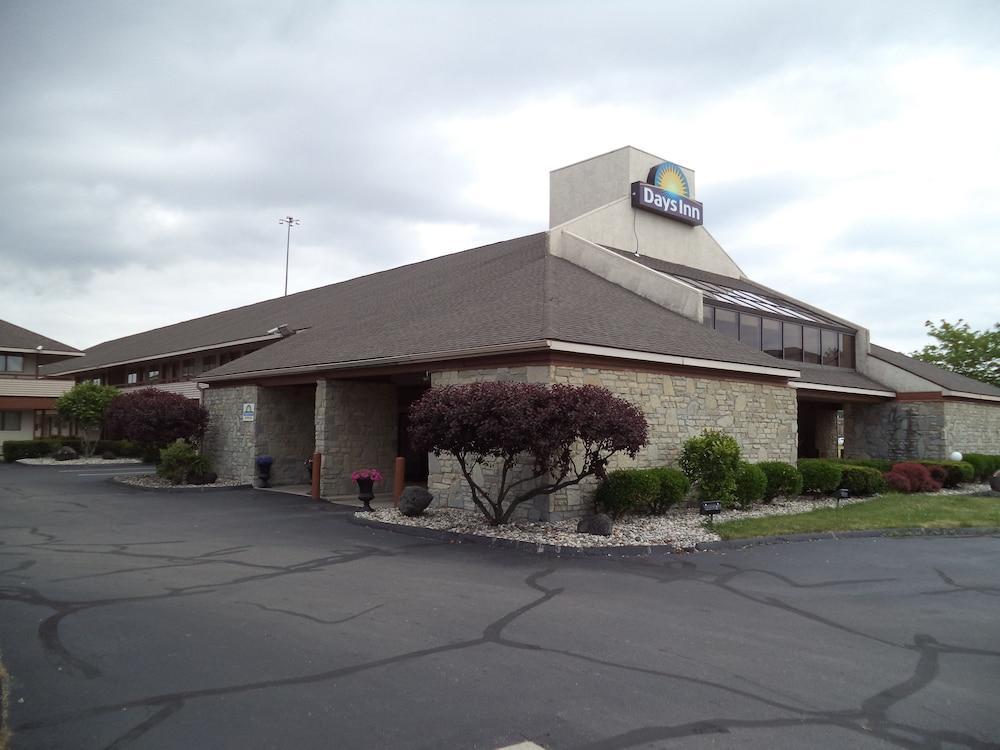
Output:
[
  {"left": 181, "top": 358, "right": 196, "bottom": 378},
  {"left": 201, "top": 356, "right": 217, "bottom": 373},
  {"left": 821, "top": 329, "right": 839, "bottom": 366},
  {"left": 219, "top": 352, "right": 232, "bottom": 366},
  {"left": 739, "top": 314, "right": 761, "bottom": 350},
  {"left": 0, "top": 411, "right": 22, "bottom": 431},
  {"left": 762, "top": 319, "right": 782, "bottom": 358},
  {"left": 91, "top": 377, "right": 102, "bottom": 385},
  {"left": 803, "top": 327, "right": 821, "bottom": 364},
  {"left": 147, "top": 367, "right": 160, "bottom": 381},
  {"left": 127, "top": 371, "right": 139, "bottom": 384},
  {"left": 715, "top": 308, "right": 738, "bottom": 338},
  {"left": 0, "top": 354, "right": 24, "bottom": 372},
  {"left": 702, "top": 305, "right": 715, "bottom": 329},
  {"left": 783, "top": 323, "right": 803, "bottom": 362}
]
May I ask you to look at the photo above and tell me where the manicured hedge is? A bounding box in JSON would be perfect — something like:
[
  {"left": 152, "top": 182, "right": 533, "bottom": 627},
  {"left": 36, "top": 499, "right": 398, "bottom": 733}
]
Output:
[
  {"left": 595, "top": 467, "right": 691, "bottom": 517},
  {"left": 2, "top": 438, "right": 142, "bottom": 463},
  {"left": 758, "top": 461, "right": 804, "bottom": 501},
  {"left": 963, "top": 453, "right": 1000, "bottom": 482},
  {"left": 797, "top": 459, "right": 843, "bottom": 494},
  {"left": 838, "top": 465, "right": 887, "bottom": 497},
  {"left": 733, "top": 462, "right": 767, "bottom": 508},
  {"left": 595, "top": 469, "right": 660, "bottom": 519},
  {"left": 646, "top": 467, "right": 691, "bottom": 514},
  {"left": 835, "top": 458, "right": 893, "bottom": 473}
]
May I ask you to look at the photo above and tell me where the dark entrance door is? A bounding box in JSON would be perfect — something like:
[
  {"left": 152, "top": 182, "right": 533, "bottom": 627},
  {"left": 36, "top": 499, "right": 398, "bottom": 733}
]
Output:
[{"left": 397, "top": 385, "right": 429, "bottom": 483}]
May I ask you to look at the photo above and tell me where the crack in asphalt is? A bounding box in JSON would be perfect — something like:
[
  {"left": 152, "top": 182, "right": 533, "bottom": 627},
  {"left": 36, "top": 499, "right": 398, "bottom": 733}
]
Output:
[{"left": 1, "top": 492, "right": 998, "bottom": 749}]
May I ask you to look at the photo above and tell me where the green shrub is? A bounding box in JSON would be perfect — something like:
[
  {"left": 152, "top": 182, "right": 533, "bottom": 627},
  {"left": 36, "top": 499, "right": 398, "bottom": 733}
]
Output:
[
  {"left": 3, "top": 440, "right": 49, "bottom": 462},
  {"left": 646, "top": 468, "right": 690, "bottom": 514},
  {"left": 839, "top": 465, "right": 887, "bottom": 496},
  {"left": 679, "top": 429, "right": 742, "bottom": 505},
  {"left": 757, "top": 461, "right": 803, "bottom": 501},
  {"left": 157, "top": 441, "right": 211, "bottom": 485},
  {"left": 963, "top": 454, "right": 1000, "bottom": 482},
  {"left": 594, "top": 469, "right": 660, "bottom": 519},
  {"left": 797, "top": 459, "right": 843, "bottom": 494},
  {"left": 836, "top": 458, "right": 893, "bottom": 473},
  {"left": 733, "top": 462, "right": 767, "bottom": 508}
]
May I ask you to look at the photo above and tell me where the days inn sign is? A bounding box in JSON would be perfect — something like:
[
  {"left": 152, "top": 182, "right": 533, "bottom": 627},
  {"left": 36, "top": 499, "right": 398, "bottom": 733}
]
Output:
[{"left": 630, "top": 161, "right": 704, "bottom": 226}]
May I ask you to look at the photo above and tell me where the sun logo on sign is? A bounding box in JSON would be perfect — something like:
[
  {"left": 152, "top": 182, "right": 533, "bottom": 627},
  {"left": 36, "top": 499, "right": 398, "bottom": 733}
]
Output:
[{"left": 648, "top": 162, "right": 691, "bottom": 198}]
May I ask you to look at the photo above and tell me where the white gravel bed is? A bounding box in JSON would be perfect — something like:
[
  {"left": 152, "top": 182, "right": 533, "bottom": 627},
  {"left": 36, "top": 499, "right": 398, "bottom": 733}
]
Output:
[
  {"left": 358, "top": 494, "right": 873, "bottom": 548},
  {"left": 114, "top": 474, "right": 244, "bottom": 489},
  {"left": 358, "top": 485, "right": 992, "bottom": 549},
  {"left": 18, "top": 457, "right": 143, "bottom": 466}
]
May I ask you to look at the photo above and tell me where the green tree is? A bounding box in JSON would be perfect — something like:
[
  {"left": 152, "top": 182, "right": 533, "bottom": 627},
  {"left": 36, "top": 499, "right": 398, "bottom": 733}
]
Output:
[
  {"left": 912, "top": 319, "right": 1000, "bottom": 387},
  {"left": 55, "top": 383, "right": 119, "bottom": 457}
]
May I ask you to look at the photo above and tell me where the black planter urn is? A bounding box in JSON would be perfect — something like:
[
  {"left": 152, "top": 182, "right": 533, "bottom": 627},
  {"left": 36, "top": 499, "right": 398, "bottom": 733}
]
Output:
[{"left": 356, "top": 477, "right": 375, "bottom": 512}]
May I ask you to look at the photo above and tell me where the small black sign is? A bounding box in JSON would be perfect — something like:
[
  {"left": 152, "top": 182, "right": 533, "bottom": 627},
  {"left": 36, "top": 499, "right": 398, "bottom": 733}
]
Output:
[
  {"left": 699, "top": 501, "right": 723, "bottom": 515},
  {"left": 631, "top": 181, "right": 704, "bottom": 226}
]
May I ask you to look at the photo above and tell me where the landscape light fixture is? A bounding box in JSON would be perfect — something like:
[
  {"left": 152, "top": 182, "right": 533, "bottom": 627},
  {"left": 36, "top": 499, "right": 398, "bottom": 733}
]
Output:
[
  {"left": 837, "top": 488, "right": 850, "bottom": 509},
  {"left": 699, "top": 500, "right": 723, "bottom": 527},
  {"left": 279, "top": 216, "right": 301, "bottom": 297}
]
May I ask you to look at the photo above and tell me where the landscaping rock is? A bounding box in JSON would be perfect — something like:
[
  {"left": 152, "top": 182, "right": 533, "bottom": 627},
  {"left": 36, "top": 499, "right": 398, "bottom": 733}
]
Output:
[
  {"left": 576, "top": 513, "right": 613, "bottom": 536},
  {"left": 990, "top": 471, "right": 1000, "bottom": 493},
  {"left": 52, "top": 446, "right": 79, "bottom": 461},
  {"left": 187, "top": 470, "right": 218, "bottom": 486},
  {"left": 399, "top": 486, "right": 434, "bottom": 517}
]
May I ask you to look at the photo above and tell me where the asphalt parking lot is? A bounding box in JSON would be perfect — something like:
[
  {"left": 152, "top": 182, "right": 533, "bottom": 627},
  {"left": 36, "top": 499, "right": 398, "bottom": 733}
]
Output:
[{"left": 1, "top": 463, "right": 998, "bottom": 749}]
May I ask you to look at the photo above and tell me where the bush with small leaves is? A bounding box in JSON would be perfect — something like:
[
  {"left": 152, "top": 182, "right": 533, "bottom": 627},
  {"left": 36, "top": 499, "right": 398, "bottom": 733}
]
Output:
[
  {"left": 797, "top": 459, "right": 843, "bottom": 494},
  {"left": 838, "top": 466, "right": 887, "bottom": 497},
  {"left": 679, "top": 430, "right": 742, "bottom": 505},
  {"left": 889, "top": 462, "right": 941, "bottom": 493},
  {"left": 594, "top": 469, "right": 659, "bottom": 519},
  {"left": 757, "top": 461, "right": 804, "bottom": 501},
  {"left": 157, "top": 441, "right": 211, "bottom": 485},
  {"left": 646, "top": 468, "right": 690, "bottom": 514},
  {"left": 733, "top": 462, "right": 767, "bottom": 509},
  {"left": 884, "top": 471, "right": 912, "bottom": 493}
]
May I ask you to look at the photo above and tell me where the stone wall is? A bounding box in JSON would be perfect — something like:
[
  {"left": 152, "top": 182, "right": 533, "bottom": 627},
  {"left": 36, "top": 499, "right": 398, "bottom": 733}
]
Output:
[
  {"left": 548, "top": 365, "right": 798, "bottom": 519},
  {"left": 426, "top": 364, "right": 798, "bottom": 521},
  {"left": 316, "top": 379, "right": 397, "bottom": 497},
  {"left": 202, "top": 385, "right": 259, "bottom": 484},
  {"left": 943, "top": 401, "right": 1000, "bottom": 455},
  {"left": 843, "top": 401, "right": 946, "bottom": 460},
  {"left": 255, "top": 384, "right": 316, "bottom": 485}
]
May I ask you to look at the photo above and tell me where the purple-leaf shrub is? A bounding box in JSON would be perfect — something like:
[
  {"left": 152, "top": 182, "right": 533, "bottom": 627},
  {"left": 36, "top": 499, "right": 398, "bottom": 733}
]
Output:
[
  {"left": 409, "top": 382, "right": 648, "bottom": 525},
  {"left": 104, "top": 389, "right": 209, "bottom": 460}
]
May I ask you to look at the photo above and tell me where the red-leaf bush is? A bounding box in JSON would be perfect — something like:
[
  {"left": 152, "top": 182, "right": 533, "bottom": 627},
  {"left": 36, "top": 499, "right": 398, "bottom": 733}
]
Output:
[
  {"left": 409, "top": 382, "right": 648, "bottom": 525},
  {"left": 884, "top": 471, "right": 912, "bottom": 493},
  {"left": 104, "top": 388, "right": 209, "bottom": 462},
  {"left": 886, "top": 462, "right": 941, "bottom": 493}
]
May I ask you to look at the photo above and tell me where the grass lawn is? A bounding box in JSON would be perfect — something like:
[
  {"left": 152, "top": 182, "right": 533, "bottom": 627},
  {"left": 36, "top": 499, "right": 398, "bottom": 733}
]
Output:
[{"left": 714, "top": 493, "right": 1000, "bottom": 540}]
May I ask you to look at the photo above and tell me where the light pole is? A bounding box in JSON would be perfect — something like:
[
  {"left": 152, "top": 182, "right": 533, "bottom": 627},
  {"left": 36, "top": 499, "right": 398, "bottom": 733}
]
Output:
[{"left": 279, "top": 216, "right": 300, "bottom": 296}]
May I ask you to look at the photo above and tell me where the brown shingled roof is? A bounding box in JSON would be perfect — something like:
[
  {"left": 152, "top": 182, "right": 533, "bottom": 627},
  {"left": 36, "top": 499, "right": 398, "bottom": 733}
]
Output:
[
  {"left": 0, "top": 319, "right": 81, "bottom": 354},
  {"left": 870, "top": 344, "right": 1000, "bottom": 398}
]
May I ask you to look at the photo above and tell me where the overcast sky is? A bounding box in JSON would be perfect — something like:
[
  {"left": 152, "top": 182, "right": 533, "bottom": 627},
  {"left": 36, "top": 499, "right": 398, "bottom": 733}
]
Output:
[{"left": 2, "top": 1, "right": 998, "bottom": 353}]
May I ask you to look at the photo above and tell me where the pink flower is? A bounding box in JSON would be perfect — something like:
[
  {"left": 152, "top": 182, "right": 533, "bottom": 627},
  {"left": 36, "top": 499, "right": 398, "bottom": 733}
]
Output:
[{"left": 351, "top": 468, "right": 383, "bottom": 482}]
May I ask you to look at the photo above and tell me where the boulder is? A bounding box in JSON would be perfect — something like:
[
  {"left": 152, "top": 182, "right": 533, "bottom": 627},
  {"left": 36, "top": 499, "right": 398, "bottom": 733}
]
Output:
[
  {"left": 187, "top": 470, "right": 218, "bottom": 486},
  {"left": 990, "top": 470, "right": 1000, "bottom": 493},
  {"left": 576, "top": 513, "right": 613, "bottom": 536},
  {"left": 52, "top": 446, "right": 79, "bottom": 461},
  {"left": 399, "top": 486, "right": 434, "bottom": 517}
]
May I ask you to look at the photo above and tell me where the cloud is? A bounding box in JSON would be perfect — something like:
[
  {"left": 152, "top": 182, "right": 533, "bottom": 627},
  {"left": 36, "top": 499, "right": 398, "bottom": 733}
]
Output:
[{"left": 1, "top": 0, "right": 998, "bottom": 354}]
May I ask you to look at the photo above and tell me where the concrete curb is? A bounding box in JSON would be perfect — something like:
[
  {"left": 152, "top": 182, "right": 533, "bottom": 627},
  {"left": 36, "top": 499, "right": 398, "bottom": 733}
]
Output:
[
  {"left": 350, "top": 514, "right": 1000, "bottom": 557},
  {"left": 110, "top": 477, "right": 252, "bottom": 493},
  {"left": 700, "top": 526, "right": 1000, "bottom": 551},
  {"left": 348, "top": 514, "right": 690, "bottom": 557}
]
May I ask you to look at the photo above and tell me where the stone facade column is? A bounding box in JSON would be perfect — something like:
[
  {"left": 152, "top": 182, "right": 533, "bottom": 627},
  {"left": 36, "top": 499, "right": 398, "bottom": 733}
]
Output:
[
  {"left": 202, "top": 384, "right": 260, "bottom": 484},
  {"left": 315, "top": 379, "right": 398, "bottom": 497},
  {"left": 844, "top": 401, "right": 947, "bottom": 460}
]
